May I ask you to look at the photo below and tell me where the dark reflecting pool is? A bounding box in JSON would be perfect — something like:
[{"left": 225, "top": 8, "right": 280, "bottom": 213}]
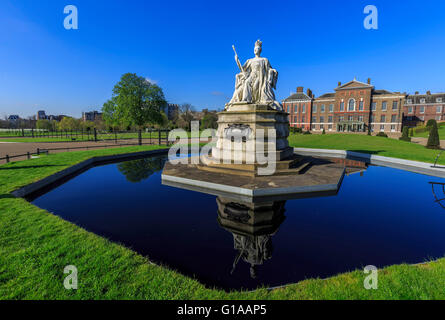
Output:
[{"left": 28, "top": 155, "right": 445, "bottom": 291}]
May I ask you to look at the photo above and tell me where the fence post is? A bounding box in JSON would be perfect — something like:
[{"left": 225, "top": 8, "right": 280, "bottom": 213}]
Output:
[
  {"left": 37, "top": 148, "right": 40, "bottom": 155},
  {"left": 31, "top": 128, "right": 34, "bottom": 138},
  {"left": 22, "top": 128, "right": 24, "bottom": 137},
  {"left": 27, "top": 152, "right": 30, "bottom": 159},
  {"left": 158, "top": 129, "right": 161, "bottom": 145},
  {"left": 115, "top": 129, "right": 117, "bottom": 144},
  {"left": 94, "top": 128, "right": 97, "bottom": 142},
  {"left": 6, "top": 155, "right": 9, "bottom": 163},
  {"left": 138, "top": 129, "right": 142, "bottom": 146}
]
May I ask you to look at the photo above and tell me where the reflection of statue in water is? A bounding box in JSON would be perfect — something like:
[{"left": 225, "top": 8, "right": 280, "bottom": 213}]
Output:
[
  {"left": 216, "top": 197, "right": 285, "bottom": 279},
  {"left": 231, "top": 232, "right": 274, "bottom": 279},
  {"left": 227, "top": 40, "right": 282, "bottom": 111},
  {"left": 117, "top": 156, "right": 165, "bottom": 183}
]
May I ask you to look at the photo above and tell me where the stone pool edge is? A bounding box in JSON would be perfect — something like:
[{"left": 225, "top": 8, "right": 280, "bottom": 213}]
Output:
[
  {"left": 11, "top": 148, "right": 170, "bottom": 198},
  {"left": 294, "top": 148, "right": 445, "bottom": 178}
]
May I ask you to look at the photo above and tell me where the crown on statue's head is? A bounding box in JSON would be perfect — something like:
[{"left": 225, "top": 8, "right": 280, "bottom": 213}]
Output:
[{"left": 255, "top": 39, "right": 262, "bottom": 49}]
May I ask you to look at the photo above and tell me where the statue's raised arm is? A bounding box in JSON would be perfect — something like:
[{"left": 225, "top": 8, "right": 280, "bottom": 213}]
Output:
[{"left": 227, "top": 40, "right": 282, "bottom": 111}]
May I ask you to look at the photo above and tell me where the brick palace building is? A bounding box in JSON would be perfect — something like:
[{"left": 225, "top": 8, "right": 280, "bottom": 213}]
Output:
[{"left": 282, "top": 78, "right": 445, "bottom": 134}]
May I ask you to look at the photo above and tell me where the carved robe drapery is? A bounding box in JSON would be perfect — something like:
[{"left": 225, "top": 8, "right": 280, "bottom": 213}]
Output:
[{"left": 229, "top": 57, "right": 280, "bottom": 110}]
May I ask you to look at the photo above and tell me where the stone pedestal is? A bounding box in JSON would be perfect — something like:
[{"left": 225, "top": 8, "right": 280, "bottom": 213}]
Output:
[{"left": 199, "top": 102, "right": 309, "bottom": 176}]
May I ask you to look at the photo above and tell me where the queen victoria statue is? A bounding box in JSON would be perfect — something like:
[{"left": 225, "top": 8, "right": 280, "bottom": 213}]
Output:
[{"left": 227, "top": 40, "right": 282, "bottom": 111}]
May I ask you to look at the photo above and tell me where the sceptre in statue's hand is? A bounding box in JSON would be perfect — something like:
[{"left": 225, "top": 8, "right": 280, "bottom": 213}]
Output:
[{"left": 232, "top": 45, "right": 246, "bottom": 77}]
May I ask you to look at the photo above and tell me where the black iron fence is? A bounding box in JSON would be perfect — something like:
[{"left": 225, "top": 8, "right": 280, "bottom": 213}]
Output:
[
  {"left": 0, "top": 128, "right": 171, "bottom": 143},
  {"left": 0, "top": 129, "right": 173, "bottom": 163}
]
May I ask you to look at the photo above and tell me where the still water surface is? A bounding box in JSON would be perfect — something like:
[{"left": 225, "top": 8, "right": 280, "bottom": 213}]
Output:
[{"left": 29, "top": 155, "right": 445, "bottom": 290}]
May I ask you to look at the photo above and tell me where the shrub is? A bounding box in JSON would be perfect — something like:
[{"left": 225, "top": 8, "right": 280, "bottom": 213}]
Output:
[
  {"left": 322, "top": 129, "right": 326, "bottom": 135},
  {"left": 303, "top": 131, "right": 312, "bottom": 135},
  {"left": 409, "top": 127, "right": 414, "bottom": 137},
  {"left": 376, "top": 132, "right": 388, "bottom": 138},
  {"left": 426, "top": 119, "right": 436, "bottom": 128},
  {"left": 399, "top": 127, "right": 411, "bottom": 142},
  {"left": 427, "top": 120, "right": 440, "bottom": 149}
]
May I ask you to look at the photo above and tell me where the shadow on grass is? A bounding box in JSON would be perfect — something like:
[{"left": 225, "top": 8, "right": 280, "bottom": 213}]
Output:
[
  {"left": 0, "top": 194, "right": 16, "bottom": 200},
  {"left": 0, "top": 164, "right": 65, "bottom": 170}
]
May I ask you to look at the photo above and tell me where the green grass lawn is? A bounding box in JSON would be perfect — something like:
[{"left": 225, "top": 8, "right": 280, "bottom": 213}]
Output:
[
  {"left": 2, "top": 141, "right": 445, "bottom": 299},
  {"left": 289, "top": 133, "right": 444, "bottom": 165}
]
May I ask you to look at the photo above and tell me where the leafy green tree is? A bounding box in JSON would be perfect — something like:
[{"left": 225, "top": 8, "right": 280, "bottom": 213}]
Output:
[
  {"left": 427, "top": 120, "right": 440, "bottom": 149},
  {"left": 102, "top": 73, "right": 167, "bottom": 129},
  {"left": 117, "top": 157, "right": 165, "bottom": 183},
  {"left": 36, "top": 119, "right": 53, "bottom": 131},
  {"left": 201, "top": 112, "right": 218, "bottom": 129},
  {"left": 57, "top": 117, "right": 81, "bottom": 131}
]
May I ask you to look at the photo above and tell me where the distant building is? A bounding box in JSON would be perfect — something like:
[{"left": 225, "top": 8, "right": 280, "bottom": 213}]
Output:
[
  {"left": 37, "top": 110, "right": 47, "bottom": 120},
  {"left": 47, "top": 115, "right": 65, "bottom": 122},
  {"left": 282, "top": 78, "right": 406, "bottom": 135},
  {"left": 403, "top": 92, "right": 445, "bottom": 127},
  {"left": 167, "top": 104, "right": 179, "bottom": 120},
  {"left": 282, "top": 87, "right": 313, "bottom": 131},
  {"left": 8, "top": 115, "right": 20, "bottom": 122},
  {"left": 82, "top": 111, "right": 102, "bottom": 122}
]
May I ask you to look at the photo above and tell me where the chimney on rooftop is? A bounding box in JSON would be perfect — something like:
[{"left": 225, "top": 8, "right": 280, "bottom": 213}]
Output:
[
  {"left": 306, "top": 88, "right": 312, "bottom": 97},
  {"left": 297, "top": 86, "right": 303, "bottom": 93},
  {"left": 367, "top": 78, "right": 371, "bottom": 84},
  {"left": 427, "top": 90, "right": 431, "bottom": 95},
  {"left": 338, "top": 81, "right": 342, "bottom": 86},
  {"left": 415, "top": 91, "right": 419, "bottom": 95}
]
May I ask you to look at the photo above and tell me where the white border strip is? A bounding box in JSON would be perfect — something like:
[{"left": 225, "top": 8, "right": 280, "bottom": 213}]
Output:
[{"left": 294, "top": 147, "right": 445, "bottom": 178}]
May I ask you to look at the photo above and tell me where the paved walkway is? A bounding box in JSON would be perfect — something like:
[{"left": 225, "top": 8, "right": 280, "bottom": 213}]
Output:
[
  {"left": 411, "top": 137, "right": 445, "bottom": 148},
  {"left": 0, "top": 139, "right": 163, "bottom": 163}
]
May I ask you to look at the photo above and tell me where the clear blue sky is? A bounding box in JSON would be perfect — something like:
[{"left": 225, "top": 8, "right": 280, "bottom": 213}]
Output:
[{"left": 1, "top": 0, "right": 445, "bottom": 118}]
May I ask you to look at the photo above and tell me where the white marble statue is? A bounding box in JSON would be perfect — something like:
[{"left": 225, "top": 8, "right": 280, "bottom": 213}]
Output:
[{"left": 227, "top": 40, "right": 282, "bottom": 110}]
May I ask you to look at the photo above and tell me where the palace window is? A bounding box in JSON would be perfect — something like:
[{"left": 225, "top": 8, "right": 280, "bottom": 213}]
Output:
[
  {"left": 420, "top": 98, "right": 426, "bottom": 104},
  {"left": 328, "top": 124, "right": 333, "bottom": 130},
  {"left": 380, "top": 124, "right": 385, "bottom": 131},
  {"left": 302, "top": 105, "right": 306, "bottom": 113},
  {"left": 321, "top": 105, "right": 325, "bottom": 113},
  {"left": 391, "top": 125, "right": 396, "bottom": 132},
  {"left": 437, "top": 98, "right": 443, "bottom": 103},
  {"left": 313, "top": 105, "right": 317, "bottom": 113},
  {"left": 320, "top": 124, "right": 324, "bottom": 130},
  {"left": 329, "top": 104, "right": 334, "bottom": 112},
  {"left": 312, "top": 116, "right": 317, "bottom": 123},
  {"left": 371, "top": 102, "right": 376, "bottom": 111},
  {"left": 348, "top": 115, "right": 354, "bottom": 121},
  {"left": 408, "top": 106, "right": 413, "bottom": 114},
  {"left": 391, "top": 115, "right": 397, "bottom": 123},
  {"left": 340, "top": 102, "right": 345, "bottom": 111},
  {"left": 436, "top": 116, "right": 442, "bottom": 121},
  {"left": 358, "top": 115, "right": 364, "bottom": 122},
  {"left": 320, "top": 116, "right": 325, "bottom": 123},
  {"left": 437, "top": 106, "right": 442, "bottom": 113},
  {"left": 407, "top": 99, "right": 412, "bottom": 104},
  {"left": 420, "top": 106, "right": 425, "bottom": 114},
  {"left": 420, "top": 116, "right": 425, "bottom": 121},
  {"left": 348, "top": 99, "right": 355, "bottom": 111},
  {"left": 339, "top": 116, "right": 345, "bottom": 122},
  {"left": 392, "top": 101, "right": 398, "bottom": 110},
  {"left": 328, "top": 116, "right": 333, "bottom": 123},
  {"left": 382, "top": 102, "right": 387, "bottom": 111},
  {"left": 359, "top": 101, "right": 364, "bottom": 111},
  {"left": 381, "top": 115, "right": 386, "bottom": 122},
  {"left": 370, "top": 115, "right": 375, "bottom": 122}
]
